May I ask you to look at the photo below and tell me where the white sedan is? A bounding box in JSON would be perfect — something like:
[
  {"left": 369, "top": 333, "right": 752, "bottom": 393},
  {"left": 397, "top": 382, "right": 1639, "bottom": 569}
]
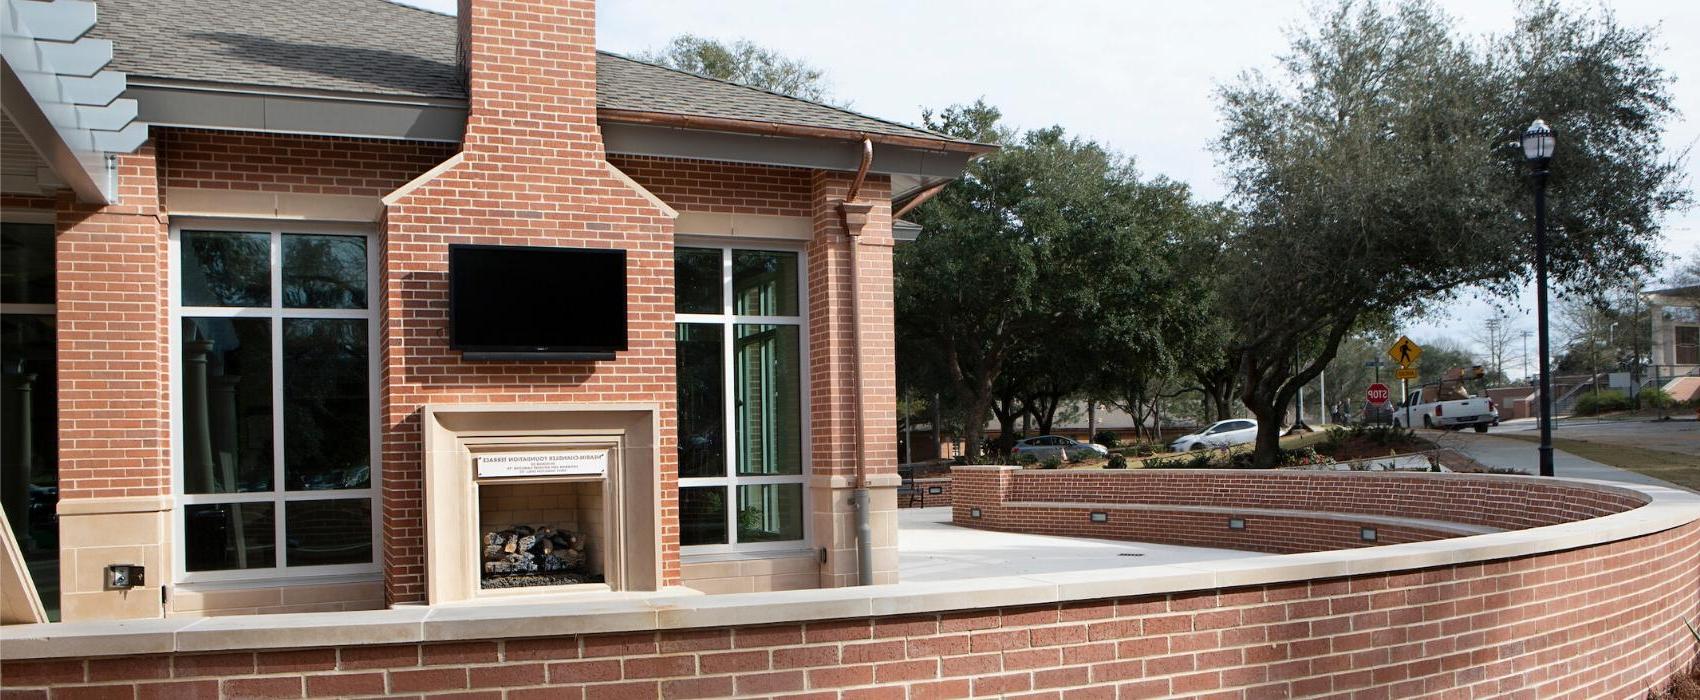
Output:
[{"left": 1168, "top": 419, "right": 1259, "bottom": 452}]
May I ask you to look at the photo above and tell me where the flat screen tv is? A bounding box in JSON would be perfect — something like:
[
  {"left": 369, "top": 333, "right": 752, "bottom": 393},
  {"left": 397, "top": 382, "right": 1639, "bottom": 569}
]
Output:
[{"left": 448, "top": 244, "right": 626, "bottom": 359}]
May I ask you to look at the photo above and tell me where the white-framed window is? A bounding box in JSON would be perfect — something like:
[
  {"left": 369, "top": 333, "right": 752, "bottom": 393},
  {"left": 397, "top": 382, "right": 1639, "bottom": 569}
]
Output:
[
  {"left": 674, "top": 240, "right": 810, "bottom": 554},
  {"left": 169, "top": 221, "right": 380, "bottom": 583}
]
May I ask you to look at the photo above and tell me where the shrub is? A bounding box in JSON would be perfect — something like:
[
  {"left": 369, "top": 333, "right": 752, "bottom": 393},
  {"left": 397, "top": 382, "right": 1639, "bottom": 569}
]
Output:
[
  {"left": 1041, "top": 455, "right": 1063, "bottom": 470},
  {"left": 1573, "top": 389, "right": 1630, "bottom": 416},
  {"left": 1106, "top": 453, "right": 1128, "bottom": 469},
  {"left": 1639, "top": 387, "right": 1675, "bottom": 409},
  {"left": 1184, "top": 451, "right": 1218, "bottom": 469},
  {"left": 1015, "top": 452, "right": 1039, "bottom": 466},
  {"left": 1092, "top": 430, "right": 1121, "bottom": 448}
]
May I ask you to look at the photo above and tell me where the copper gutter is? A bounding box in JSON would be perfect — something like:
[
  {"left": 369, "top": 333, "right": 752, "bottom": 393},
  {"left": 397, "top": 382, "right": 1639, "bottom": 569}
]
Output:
[
  {"left": 893, "top": 181, "right": 949, "bottom": 220},
  {"left": 597, "top": 108, "right": 999, "bottom": 155}
]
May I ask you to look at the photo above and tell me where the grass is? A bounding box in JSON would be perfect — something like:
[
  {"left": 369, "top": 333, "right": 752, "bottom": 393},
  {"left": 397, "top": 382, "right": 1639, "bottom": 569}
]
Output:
[{"left": 1495, "top": 433, "right": 1700, "bottom": 491}]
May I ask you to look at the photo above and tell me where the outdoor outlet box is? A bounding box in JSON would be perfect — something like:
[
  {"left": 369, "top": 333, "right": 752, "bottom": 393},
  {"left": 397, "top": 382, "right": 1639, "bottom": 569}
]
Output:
[{"left": 105, "top": 564, "right": 144, "bottom": 589}]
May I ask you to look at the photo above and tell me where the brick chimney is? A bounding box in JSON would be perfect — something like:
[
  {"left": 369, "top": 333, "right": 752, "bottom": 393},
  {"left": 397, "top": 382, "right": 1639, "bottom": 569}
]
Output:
[
  {"left": 455, "top": 0, "right": 605, "bottom": 165},
  {"left": 382, "top": 0, "right": 680, "bottom": 605}
]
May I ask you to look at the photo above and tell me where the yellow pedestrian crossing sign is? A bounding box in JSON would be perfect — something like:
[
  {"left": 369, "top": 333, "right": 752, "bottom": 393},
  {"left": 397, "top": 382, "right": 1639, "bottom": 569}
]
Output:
[{"left": 1388, "top": 336, "right": 1422, "bottom": 368}]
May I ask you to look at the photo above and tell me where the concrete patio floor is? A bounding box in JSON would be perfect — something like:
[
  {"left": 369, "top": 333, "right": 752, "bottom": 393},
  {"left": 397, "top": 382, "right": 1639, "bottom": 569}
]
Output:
[{"left": 897, "top": 507, "right": 1263, "bottom": 582}]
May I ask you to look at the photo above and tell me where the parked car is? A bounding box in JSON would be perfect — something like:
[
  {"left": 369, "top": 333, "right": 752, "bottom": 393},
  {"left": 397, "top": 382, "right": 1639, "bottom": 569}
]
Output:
[
  {"left": 1169, "top": 419, "right": 1259, "bottom": 452},
  {"left": 1390, "top": 390, "right": 1497, "bottom": 432},
  {"left": 1010, "top": 435, "right": 1109, "bottom": 460},
  {"left": 1361, "top": 402, "right": 1394, "bottom": 425}
]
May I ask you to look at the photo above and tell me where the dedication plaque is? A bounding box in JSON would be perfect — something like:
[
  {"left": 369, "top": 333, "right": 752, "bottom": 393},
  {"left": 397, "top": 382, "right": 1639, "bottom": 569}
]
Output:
[{"left": 477, "top": 450, "right": 609, "bottom": 478}]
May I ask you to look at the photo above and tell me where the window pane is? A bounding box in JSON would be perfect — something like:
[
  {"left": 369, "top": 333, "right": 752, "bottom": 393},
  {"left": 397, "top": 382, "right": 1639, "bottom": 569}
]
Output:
[
  {"left": 675, "top": 247, "right": 722, "bottom": 314},
  {"left": 677, "top": 323, "right": 724, "bottom": 479},
  {"left": 1, "top": 222, "right": 55, "bottom": 305},
  {"left": 737, "top": 484, "right": 804, "bottom": 543},
  {"left": 283, "top": 319, "right": 370, "bottom": 490},
  {"left": 184, "top": 502, "right": 275, "bottom": 571},
  {"left": 1, "top": 313, "right": 58, "bottom": 619},
  {"left": 735, "top": 324, "right": 801, "bottom": 476},
  {"left": 181, "top": 318, "right": 273, "bottom": 493},
  {"left": 733, "top": 250, "right": 798, "bottom": 316},
  {"left": 286, "top": 499, "right": 372, "bottom": 566},
  {"left": 181, "top": 231, "right": 270, "bottom": 307},
  {"left": 680, "top": 486, "right": 728, "bottom": 546},
  {"left": 283, "top": 234, "right": 367, "bottom": 309}
]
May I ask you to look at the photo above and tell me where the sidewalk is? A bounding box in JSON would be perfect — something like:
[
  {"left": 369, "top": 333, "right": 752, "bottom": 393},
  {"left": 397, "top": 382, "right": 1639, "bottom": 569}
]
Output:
[{"left": 1440, "top": 431, "right": 1688, "bottom": 491}]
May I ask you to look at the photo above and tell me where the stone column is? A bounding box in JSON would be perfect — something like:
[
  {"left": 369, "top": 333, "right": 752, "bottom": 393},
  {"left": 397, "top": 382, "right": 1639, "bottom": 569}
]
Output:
[{"left": 807, "top": 171, "right": 899, "bottom": 587}]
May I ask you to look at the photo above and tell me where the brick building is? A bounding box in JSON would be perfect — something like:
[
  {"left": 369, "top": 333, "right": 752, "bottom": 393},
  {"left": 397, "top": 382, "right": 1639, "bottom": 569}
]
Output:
[{"left": 0, "top": 0, "right": 990, "bottom": 623}]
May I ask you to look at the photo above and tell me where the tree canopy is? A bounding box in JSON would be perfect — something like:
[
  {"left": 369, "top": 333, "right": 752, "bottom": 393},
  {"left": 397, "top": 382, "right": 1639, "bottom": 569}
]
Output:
[
  {"left": 637, "top": 35, "right": 840, "bottom": 104},
  {"left": 897, "top": 101, "right": 1221, "bottom": 458},
  {"left": 1213, "top": 0, "right": 1688, "bottom": 465}
]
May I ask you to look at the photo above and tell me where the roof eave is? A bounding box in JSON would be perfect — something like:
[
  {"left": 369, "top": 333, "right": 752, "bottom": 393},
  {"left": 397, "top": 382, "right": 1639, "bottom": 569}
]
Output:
[{"left": 597, "top": 108, "right": 997, "bottom": 156}]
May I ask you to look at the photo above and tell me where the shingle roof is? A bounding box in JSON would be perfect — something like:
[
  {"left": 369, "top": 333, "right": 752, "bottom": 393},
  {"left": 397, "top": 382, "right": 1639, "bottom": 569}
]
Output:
[{"left": 90, "top": 0, "right": 974, "bottom": 147}]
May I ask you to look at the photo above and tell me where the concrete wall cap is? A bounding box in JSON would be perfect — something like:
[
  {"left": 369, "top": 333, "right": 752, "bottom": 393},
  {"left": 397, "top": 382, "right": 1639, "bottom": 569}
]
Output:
[{"left": 6, "top": 475, "right": 1697, "bottom": 660}]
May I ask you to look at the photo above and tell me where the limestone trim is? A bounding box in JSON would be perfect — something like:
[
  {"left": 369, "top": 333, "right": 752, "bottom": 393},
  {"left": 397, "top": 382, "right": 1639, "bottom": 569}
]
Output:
[
  {"left": 165, "top": 188, "right": 383, "bottom": 222},
  {"left": 5, "top": 475, "right": 1696, "bottom": 659},
  {"left": 380, "top": 152, "right": 466, "bottom": 206},
  {"left": 54, "top": 495, "right": 172, "bottom": 516},
  {"left": 676, "top": 211, "right": 812, "bottom": 241},
  {"left": 420, "top": 403, "right": 663, "bottom": 604},
  {"left": 604, "top": 161, "right": 678, "bottom": 219}
]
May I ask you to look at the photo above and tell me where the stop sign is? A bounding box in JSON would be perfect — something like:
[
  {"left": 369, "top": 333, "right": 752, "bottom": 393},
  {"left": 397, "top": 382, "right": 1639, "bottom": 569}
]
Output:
[{"left": 1366, "top": 383, "right": 1391, "bottom": 405}]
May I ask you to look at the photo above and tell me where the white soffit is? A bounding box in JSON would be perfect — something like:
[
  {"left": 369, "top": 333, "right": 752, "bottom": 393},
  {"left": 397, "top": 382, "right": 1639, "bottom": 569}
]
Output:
[{"left": 1, "top": 0, "right": 146, "bottom": 203}]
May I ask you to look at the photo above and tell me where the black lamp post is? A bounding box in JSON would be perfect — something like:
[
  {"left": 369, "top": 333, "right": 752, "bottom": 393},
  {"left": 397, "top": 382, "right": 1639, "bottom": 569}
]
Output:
[{"left": 1522, "top": 118, "right": 1556, "bottom": 477}]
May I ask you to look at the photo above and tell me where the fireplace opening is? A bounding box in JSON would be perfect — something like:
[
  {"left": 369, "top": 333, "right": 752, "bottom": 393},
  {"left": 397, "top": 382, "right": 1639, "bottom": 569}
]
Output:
[{"left": 477, "top": 480, "right": 605, "bottom": 589}]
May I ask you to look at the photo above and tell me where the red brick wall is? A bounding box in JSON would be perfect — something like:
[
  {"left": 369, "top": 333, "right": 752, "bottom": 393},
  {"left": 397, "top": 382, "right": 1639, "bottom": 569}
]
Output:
[
  {"left": 160, "top": 129, "right": 457, "bottom": 197},
  {"left": 1, "top": 194, "right": 57, "bottom": 211},
  {"left": 7, "top": 518, "right": 1696, "bottom": 698},
  {"left": 52, "top": 144, "right": 171, "bottom": 499},
  {"left": 607, "top": 155, "right": 811, "bottom": 218},
  {"left": 379, "top": 0, "right": 678, "bottom": 603},
  {"left": 43, "top": 126, "right": 460, "bottom": 501}
]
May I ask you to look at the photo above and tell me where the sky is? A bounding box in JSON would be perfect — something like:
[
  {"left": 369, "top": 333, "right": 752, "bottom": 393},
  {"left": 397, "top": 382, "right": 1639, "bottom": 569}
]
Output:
[{"left": 402, "top": 0, "right": 1698, "bottom": 376}]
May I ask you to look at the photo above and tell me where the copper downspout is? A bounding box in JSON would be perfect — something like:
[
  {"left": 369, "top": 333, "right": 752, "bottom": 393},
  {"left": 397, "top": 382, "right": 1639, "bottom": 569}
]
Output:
[
  {"left": 841, "top": 138, "right": 875, "bottom": 586},
  {"left": 846, "top": 138, "right": 872, "bottom": 203}
]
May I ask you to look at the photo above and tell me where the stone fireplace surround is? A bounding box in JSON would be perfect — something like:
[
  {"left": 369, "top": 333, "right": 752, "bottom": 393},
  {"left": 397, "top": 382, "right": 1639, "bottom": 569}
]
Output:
[{"left": 421, "top": 404, "right": 661, "bottom": 605}]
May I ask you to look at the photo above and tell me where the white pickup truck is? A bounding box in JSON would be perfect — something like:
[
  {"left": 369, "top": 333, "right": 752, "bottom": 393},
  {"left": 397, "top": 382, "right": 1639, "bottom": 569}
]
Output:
[{"left": 1391, "top": 390, "right": 1498, "bottom": 432}]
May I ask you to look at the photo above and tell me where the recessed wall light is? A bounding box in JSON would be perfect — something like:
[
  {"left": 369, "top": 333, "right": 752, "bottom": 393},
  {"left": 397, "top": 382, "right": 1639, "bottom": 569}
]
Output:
[
  {"left": 1090, "top": 512, "right": 1109, "bottom": 523},
  {"left": 928, "top": 486, "right": 943, "bottom": 495},
  {"left": 1361, "top": 527, "right": 1378, "bottom": 542},
  {"left": 969, "top": 508, "right": 982, "bottom": 519},
  {"left": 1228, "top": 518, "right": 1246, "bottom": 530}
]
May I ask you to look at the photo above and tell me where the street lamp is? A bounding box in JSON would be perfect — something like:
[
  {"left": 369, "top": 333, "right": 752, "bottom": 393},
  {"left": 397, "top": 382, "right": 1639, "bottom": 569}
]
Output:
[{"left": 1522, "top": 118, "right": 1556, "bottom": 477}]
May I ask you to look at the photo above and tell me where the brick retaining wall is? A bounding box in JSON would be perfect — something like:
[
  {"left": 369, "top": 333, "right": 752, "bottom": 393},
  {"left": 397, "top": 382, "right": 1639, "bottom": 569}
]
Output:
[
  {"left": 4, "top": 517, "right": 1696, "bottom": 698},
  {"left": 951, "top": 468, "right": 1648, "bottom": 557},
  {"left": 900, "top": 477, "right": 952, "bottom": 509}
]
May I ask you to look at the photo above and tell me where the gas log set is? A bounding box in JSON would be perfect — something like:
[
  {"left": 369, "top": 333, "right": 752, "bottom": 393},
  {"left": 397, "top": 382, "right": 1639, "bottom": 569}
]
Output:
[{"left": 480, "top": 525, "right": 598, "bottom": 588}]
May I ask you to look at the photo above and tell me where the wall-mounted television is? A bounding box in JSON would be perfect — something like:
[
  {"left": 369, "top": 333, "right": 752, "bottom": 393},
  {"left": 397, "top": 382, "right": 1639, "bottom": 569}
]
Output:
[{"left": 448, "top": 244, "right": 627, "bottom": 360}]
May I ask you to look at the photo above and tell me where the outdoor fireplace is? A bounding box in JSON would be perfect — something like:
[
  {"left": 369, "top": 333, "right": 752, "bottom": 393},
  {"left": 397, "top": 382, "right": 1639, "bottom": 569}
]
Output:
[
  {"left": 422, "top": 404, "right": 660, "bottom": 604},
  {"left": 477, "top": 474, "right": 605, "bottom": 589}
]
